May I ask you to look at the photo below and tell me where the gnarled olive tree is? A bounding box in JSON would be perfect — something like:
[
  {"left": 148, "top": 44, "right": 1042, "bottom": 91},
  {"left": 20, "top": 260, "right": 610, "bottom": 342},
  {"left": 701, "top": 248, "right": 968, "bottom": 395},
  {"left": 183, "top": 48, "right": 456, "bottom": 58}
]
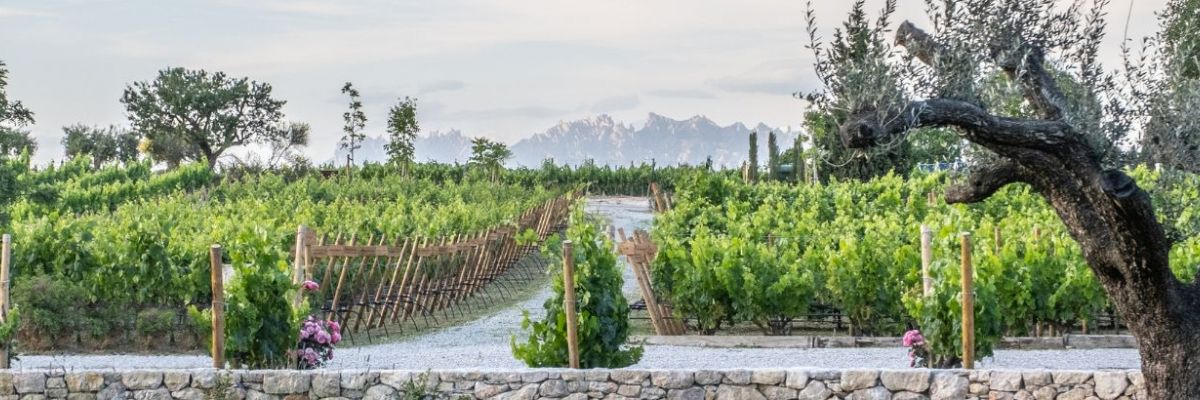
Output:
[{"left": 808, "top": 0, "right": 1199, "bottom": 397}]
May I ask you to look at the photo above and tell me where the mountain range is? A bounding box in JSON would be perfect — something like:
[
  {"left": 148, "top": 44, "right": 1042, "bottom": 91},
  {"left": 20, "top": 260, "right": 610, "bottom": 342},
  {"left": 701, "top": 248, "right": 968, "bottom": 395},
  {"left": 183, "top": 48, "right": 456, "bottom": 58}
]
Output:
[{"left": 332, "top": 113, "right": 800, "bottom": 168}]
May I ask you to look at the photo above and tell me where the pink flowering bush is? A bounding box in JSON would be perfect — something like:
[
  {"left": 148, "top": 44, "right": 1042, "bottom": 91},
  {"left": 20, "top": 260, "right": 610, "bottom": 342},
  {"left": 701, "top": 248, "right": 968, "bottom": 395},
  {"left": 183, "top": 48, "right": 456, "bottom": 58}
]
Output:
[
  {"left": 296, "top": 316, "right": 341, "bottom": 369},
  {"left": 903, "top": 329, "right": 929, "bottom": 368}
]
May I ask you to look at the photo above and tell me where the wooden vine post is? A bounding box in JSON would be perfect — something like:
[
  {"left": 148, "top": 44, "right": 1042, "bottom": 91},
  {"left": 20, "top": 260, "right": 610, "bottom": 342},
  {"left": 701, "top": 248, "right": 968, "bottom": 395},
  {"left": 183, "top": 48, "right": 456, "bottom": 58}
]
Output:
[
  {"left": 920, "top": 225, "right": 932, "bottom": 296},
  {"left": 960, "top": 232, "right": 975, "bottom": 369},
  {"left": 292, "top": 225, "right": 309, "bottom": 308},
  {"left": 210, "top": 245, "right": 226, "bottom": 369},
  {"left": 0, "top": 234, "right": 11, "bottom": 369},
  {"left": 562, "top": 240, "right": 580, "bottom": 369}
]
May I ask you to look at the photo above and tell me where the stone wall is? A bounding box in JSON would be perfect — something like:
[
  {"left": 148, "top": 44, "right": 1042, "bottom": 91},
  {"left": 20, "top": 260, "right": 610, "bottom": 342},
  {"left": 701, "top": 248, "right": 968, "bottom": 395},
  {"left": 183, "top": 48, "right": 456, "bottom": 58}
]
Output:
[{"left": 0, "top": 368, "right": 1145, "bottom": 400}]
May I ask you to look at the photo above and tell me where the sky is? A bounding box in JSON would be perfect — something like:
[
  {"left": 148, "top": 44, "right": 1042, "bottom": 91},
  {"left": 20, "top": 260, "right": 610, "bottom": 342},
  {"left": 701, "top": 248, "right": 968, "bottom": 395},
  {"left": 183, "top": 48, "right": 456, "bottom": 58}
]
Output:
[{"left": 0, "top": 0, "right": 1168, "bottom": 165}]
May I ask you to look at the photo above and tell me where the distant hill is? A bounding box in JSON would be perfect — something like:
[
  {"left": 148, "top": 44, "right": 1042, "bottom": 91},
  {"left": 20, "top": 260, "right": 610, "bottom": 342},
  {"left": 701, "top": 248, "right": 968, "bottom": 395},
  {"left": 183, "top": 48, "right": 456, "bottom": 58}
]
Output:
[{"left": 332, "top": 113, "right": 800, "bottom": 168}]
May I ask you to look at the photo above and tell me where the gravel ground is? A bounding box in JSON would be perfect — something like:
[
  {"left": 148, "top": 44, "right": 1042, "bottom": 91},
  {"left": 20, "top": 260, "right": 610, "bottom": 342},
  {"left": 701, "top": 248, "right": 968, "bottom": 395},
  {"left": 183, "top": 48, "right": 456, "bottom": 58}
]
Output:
[{"left": 13, "top": 197, "right": 1141, "bottom": 371}]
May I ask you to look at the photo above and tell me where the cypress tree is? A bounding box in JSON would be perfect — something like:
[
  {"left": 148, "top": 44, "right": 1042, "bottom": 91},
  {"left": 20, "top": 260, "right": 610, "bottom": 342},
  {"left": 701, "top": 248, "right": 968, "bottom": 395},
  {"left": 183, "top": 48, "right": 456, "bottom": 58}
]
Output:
[
  {"left": 767, "top": 131, "right": 779, "bottom": 181},
  {"left": 793, "top": 135, "right": 805, "bottom": 183},
  {"left": 747, "top": 131, "right": 759, "bottom": 182}
]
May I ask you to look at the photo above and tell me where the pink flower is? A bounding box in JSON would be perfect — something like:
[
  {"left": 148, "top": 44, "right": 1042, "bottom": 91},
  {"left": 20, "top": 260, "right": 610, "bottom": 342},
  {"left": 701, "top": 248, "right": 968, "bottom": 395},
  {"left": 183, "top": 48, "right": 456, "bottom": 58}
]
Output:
[
  {"left": 327, "top": 320, "right": 341, "bottom": 333},
  {"left": 302, "top": 280, "right": 319, "bottom": 291},
  {"left": 303, "top": 348, "right": 318, "bottom": 364},
  {"left": 331, "top": 332, "right": 342, "bottom": 345},
  {"left": 902, "top": 329, "right": 925, "bottom": 347},
  {"left": 315, "top": 330, "right": 331, "bottom": 344},
  {"left": 303, "top": 323, "right": 320, "bottom": 338}
]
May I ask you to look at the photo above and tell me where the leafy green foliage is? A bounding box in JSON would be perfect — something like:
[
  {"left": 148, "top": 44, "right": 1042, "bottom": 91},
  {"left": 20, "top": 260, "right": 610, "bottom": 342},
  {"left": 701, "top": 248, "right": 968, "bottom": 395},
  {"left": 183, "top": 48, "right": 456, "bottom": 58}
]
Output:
[
  {"left": 11, "top": 275, "right": 90, "bottom": 344},
  {"left": 386, "top": 97, "right": 420, "bottom": 169},
  {"left": 0, "top": 60, "right": 34, "bottom": 130},
  {"left": 218, "top": 227, "right": 298, "bottom": 368},
  {"left": 653, "top": 166, "right": 1200, "bottom": 339},
  {"left": 903, "top": 253, "right": 1003, "bottom": 368},
  {"left": 61, "top": 125, "right": 141, "bottom": 168},
  {"left": 656, "top": 229, "right": 814, "bottom": 335},
  {"left": 468, "top": 137, "right": 512, "bottom": 182},
  {"left": 512, "top": 206, "right": 642, "bottom": 368},
  {"left": 135, "top": 307, "right": 176, "bottom": 338},
  {"left": 0, "top": 130, "right": 35, "bottom": 158}
]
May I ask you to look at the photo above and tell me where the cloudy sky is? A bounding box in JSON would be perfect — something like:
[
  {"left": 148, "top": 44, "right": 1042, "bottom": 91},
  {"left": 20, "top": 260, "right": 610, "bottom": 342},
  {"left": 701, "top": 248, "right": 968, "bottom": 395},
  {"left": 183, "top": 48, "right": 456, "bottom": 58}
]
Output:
[{"left": 0, "top": 0, "right": 1165, "bottom": 164}]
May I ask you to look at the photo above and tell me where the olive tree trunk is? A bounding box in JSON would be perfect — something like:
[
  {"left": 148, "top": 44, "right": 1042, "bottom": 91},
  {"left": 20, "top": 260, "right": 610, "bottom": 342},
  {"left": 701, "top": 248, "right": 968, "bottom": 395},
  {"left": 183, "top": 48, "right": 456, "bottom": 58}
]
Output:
[{"left": 838, "top": 21, "right": 1200, "bottom": 399}]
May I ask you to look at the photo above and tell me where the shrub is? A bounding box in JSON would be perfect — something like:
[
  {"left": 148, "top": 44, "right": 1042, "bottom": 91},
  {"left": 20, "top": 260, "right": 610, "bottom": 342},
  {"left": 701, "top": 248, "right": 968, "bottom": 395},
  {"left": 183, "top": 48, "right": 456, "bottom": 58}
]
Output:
[
  {"left": 192, "top": 227, "right": 300, "bottom": 368},
  {"left": 12, "top": 275, "right": 89, "bottom": 346},
  {"left": 135, "top": 307, "right": 176, "bottom": 348},
  {"left": 511, "top": 206, "right": 642, "bottom": 368},
  {"left": 903, "top": 258, "right": 1003, "bottom": 368}
]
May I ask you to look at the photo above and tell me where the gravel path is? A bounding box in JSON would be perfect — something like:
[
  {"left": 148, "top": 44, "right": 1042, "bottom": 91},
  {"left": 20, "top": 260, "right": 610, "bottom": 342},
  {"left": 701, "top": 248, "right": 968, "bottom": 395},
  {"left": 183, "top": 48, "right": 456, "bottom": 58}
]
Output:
[{"left": 13, "top": 197, "right": 1141, "bottom": 371}]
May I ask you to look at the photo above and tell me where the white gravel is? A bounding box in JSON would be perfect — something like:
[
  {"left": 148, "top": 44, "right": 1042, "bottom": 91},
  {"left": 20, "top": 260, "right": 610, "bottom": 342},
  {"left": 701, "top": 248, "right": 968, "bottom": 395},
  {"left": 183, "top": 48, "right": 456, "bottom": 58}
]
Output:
[{"left": 13, "top": 197, "right": 1142, "bottom": 371}]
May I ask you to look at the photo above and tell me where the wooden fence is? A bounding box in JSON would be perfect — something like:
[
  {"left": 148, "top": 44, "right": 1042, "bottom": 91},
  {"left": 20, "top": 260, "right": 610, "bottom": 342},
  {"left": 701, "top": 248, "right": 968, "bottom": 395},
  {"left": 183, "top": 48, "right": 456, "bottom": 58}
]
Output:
[
  {"left": 616, "top": 228, "right": 685, "bottom": 335},
  {"left": 290, "top": 194, "right": 574, "bottom": 341}
]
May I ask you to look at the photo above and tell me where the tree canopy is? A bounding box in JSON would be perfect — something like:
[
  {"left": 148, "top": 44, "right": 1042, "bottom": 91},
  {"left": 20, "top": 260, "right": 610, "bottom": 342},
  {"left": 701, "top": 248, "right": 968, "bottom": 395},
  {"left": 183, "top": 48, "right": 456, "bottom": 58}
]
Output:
[
  {"left": 61, "top": 124, "right": 140, "bottom": 168},
  {"left": 121, "top": 67, "right": 286, "bottom": 168},
  {"left": 0, "top": 61, "right": 33, "bottom": 128},
  {"left": 0, "top": 61, "right": 36, "bottom": 159},
  {"left": 469, "top": 137, "right": 511, "bottom": 181},
  {"left": 385, "top": 96, "right": 419, "bottom": 168}
]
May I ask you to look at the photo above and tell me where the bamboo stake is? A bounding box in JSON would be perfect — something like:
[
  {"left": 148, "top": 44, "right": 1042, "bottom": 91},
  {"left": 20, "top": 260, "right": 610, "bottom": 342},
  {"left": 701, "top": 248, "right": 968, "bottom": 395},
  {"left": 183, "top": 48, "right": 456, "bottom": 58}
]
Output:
[
  {"left": 318, "top": 233, "right": 342, "bottom": 305},
  {"left": 349, "top": 234, "right": 388, "bottom": 332},
  {"left": 405, "top": 236, "right": 444, "bottom": 323},
  {"left": 920, "top": 225, "right": 932, "bottom": 296},
  {"left": 432, "top": 235, "right": 460, "bottom": 313},
  {"left": 961, "top": 232, "right": 975, "bottom": 369},
  {"left": 210, "top": 245, "right": 226, "bottom": 369},
  {"left": 328, "top": 234, "right": 358, "bottom": 321},
  {"left": 363, "top": 237, "right": 406, "bottom": 331},
  {"left": 371, "top": 238, "right": 414, "bottom": 329},
  {"left": 563, "top": 240, "right": 580, "bottom": 369},
  {"left": 390, "top": 237, "right": 427, "bottom": 324}
]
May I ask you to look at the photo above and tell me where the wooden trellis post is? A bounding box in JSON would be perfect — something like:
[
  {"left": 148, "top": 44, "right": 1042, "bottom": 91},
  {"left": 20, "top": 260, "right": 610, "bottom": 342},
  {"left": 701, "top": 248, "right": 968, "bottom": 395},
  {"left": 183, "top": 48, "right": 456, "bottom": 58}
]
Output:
[
  {"left": 562, "top": 240, "right": 580, "bottom": 369},
  {"left": 920, "top": 225, "right": 932, "bottom": 296},
  {"left": 960, "top": 232, "right": 975, "bottom": 369},
  {"left": 210, "top": 245, "right": 226, "bottom": 369},
  {"left": 0, "top": 234, "right": 11, "bottom": 369},
  {"left": 293, "top": 225, "right": 309, "bottom": 308}
]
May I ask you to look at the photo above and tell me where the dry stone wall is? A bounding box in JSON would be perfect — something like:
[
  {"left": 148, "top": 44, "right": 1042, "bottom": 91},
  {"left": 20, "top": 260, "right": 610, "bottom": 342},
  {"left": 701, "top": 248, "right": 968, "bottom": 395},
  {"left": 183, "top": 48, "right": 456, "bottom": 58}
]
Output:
[{"left": 0, "top": 368, "right": 1145, "bottom": 400}]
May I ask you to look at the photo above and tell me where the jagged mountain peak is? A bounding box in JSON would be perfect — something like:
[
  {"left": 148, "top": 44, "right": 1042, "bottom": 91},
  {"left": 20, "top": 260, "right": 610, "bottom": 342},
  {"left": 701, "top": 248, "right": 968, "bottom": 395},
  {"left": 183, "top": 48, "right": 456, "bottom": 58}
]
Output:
[
  {"left": 643, "top": 113, "right": 722, "bottom": 132},
  {"left": 335, "top": 112, "right": 801, "bottom": 168},
  {"left": 425, "top": 129, "right": 466, "bottom": 138},
  {"left": 546, "top": 114, "right": 628, "bottom": 136}
]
